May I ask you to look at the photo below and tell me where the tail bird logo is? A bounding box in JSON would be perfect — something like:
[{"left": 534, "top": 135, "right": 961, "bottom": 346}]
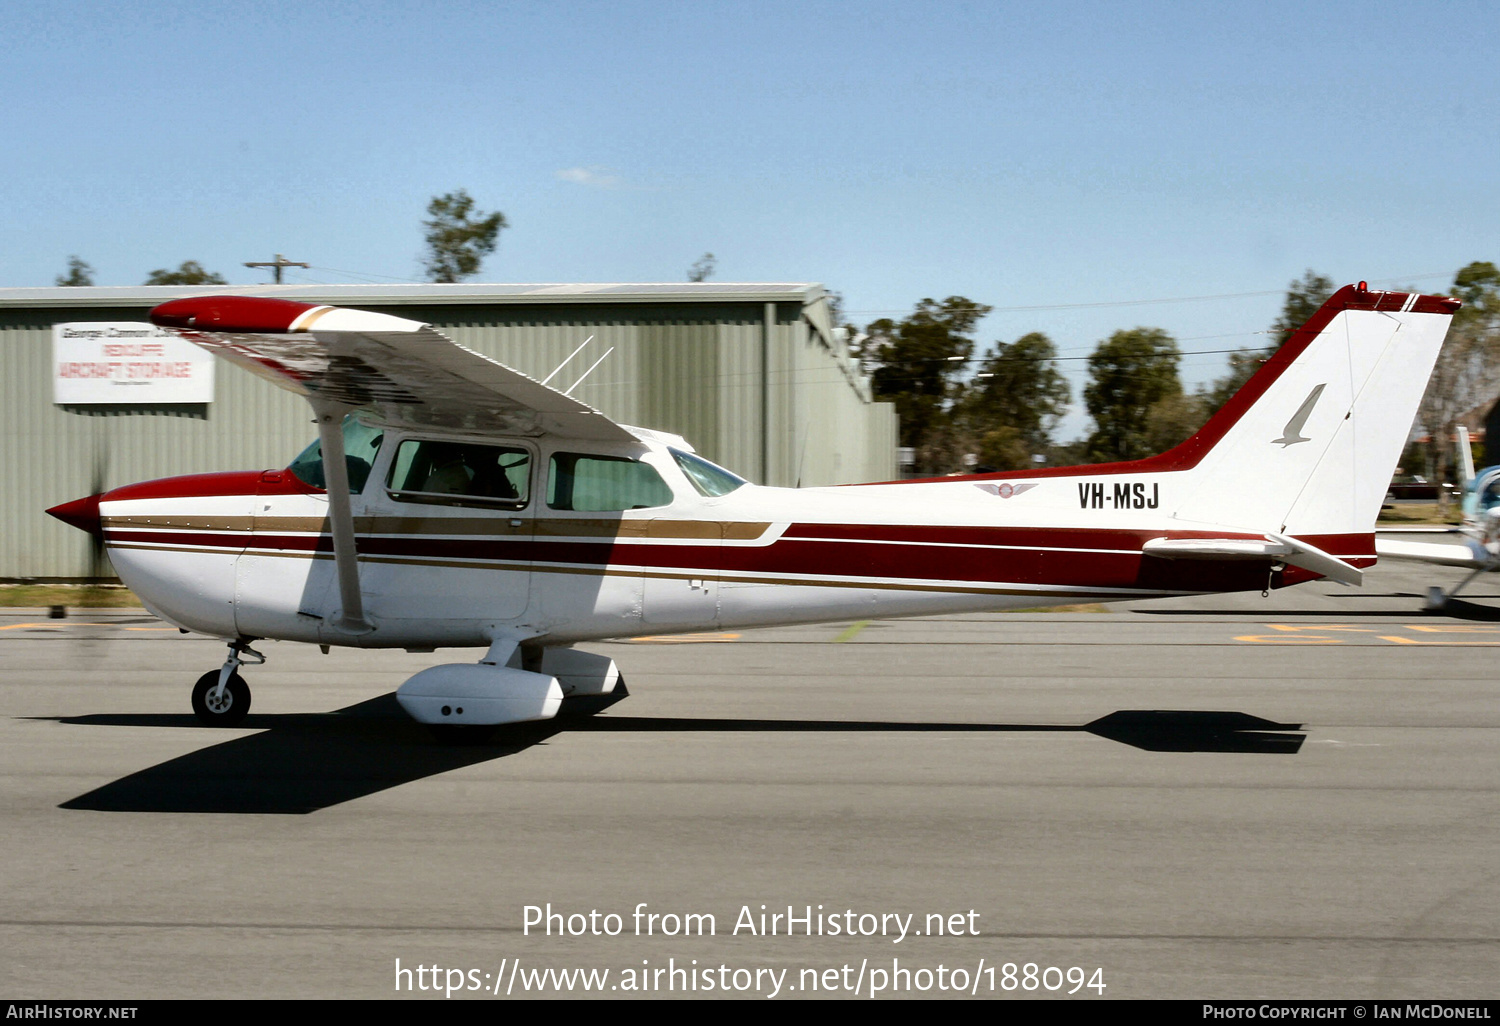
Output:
[{"left": 1273, "top": 383, "right": 1326, "bottom": 447}]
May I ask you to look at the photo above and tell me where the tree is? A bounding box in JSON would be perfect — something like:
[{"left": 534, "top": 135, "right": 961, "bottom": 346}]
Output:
[
  {"left": 1141, "top": 390, "right": 1210, "bottom": 455},
  {"left": 55, "top": 256, "right": 94, "bottom": 286},
  {"left": 1206, "top": 270, "right": 1336, "bottom": 412},
  {"left": 144, "top": 261, "right": 227, "bottom": 285},
  {"left": 959, "top": 332, "right": 1070, "bottom": 470},
  {"left": 973, "top": 425, "right": 1031, "bottom": 472},
  {"left": 824, "top": 290, "right": 849, "bottom": 330},
  {"left": 1204, "top": 347, "right": 1266, "bottom": 412},
  {"left": 1083, "top": 327, "right": 1183, "bottom": 463},
  {"left": 1420, "top": 261, "right": 1500, "bottom": 509},
  {"left": 422, "top": 189, "right": 507, "bottom": 283},
  {"left": 860, "top": 296, "right": 993, "bottom": 474},
  {"left": 1269, "top": 270, "right": 1336, "bottom": 348},
  {"left": 687, "top": 253, "right": 716, "bottom": 282},
  {"left": 1454, "top": 261, "right": 1500, "bottom": 316}
]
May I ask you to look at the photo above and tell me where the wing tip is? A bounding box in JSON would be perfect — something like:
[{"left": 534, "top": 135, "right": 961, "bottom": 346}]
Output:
[{"left": 151, "top": 295, "right": 323, "bottom": 333}]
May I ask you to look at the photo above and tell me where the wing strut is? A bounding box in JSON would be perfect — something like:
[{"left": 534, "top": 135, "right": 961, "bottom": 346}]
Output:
[{"left": 312, "top": 399, "right": 372, "bottom": 633}]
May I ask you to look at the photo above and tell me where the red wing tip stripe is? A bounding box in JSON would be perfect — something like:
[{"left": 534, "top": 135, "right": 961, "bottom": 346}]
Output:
[{"left": 150, "top": 295, "right": 323, "bottom": 333}]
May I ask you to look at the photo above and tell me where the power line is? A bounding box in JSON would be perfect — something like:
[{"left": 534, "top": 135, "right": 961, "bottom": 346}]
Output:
[
  {"left": 844, "top": 270, "right": 1457, "bottom": 316},
  {"left": 301, "top": 264, "right": 426, "bottom": 285},
  {"left": 243, "top": 253, "right": 310, "bottom": 285}
]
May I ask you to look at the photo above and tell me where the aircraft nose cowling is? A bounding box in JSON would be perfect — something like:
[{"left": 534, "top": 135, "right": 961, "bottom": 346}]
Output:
[{"left": 46, "top": 493, "right": 104, "bottom": 537}]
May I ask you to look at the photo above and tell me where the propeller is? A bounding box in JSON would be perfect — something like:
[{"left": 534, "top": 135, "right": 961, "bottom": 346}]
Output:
[
  {"left": 87, "top": 421, "right": 110, "bottom": 587},
  {"left": 42, "top": 416, "right": 114, "bottom": 612}
]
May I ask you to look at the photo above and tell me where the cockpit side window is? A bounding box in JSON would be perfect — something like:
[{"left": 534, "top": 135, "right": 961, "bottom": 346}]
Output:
[
  {"left": 386, "top": 439, "right": 531, "bottom": 509},
  {"left": 547, "top": 453, "right": 673, "bottom": 511},
  {"left": 287, "top": 415, "right": 384, "bottom": 492}
]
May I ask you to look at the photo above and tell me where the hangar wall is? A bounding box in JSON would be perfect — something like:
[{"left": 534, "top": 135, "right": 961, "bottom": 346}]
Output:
[{"left": 0, "top": 283, "right": 897, "bottom": 580}]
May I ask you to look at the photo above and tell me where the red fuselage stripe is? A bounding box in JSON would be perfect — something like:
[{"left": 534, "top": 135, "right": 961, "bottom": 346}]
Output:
[{"left": 104, "top": 524, "right": 1374, "bottom": 592}]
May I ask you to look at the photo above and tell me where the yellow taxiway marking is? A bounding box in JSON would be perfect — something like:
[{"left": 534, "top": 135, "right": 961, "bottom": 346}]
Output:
[
  {"left": 625, "top": 632, "right": 742, "bottom": 644},
  {"left": 833, "top": 620, "right": 871, "bottom": 642},
  {"left": 1402, "top": 623, "right": 1500, "bottom": 632},
  {"left": 0, "top": 621, "right": 179, "bottom": 633},
  {"left": 1237, "top": 623, "right": 1500, "bottom": 645},
  {"left": 1378, "top": 635, "right": 1500, "bottom": 646},
  {"left": 0, "top": 622, "right": 117, "bottom": 631}
]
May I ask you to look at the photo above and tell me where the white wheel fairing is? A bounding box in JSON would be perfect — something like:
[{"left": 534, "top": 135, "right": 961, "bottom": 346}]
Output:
[{"left": 396, "top": 664, "right": 562, "bottom": 725}]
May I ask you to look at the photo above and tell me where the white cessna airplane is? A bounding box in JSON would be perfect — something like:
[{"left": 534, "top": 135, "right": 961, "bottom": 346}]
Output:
[
  {"left": 46, "top": 284, "right": 1457, "bottom": 732},
  {"left": 1376, "top": 427, "right": 1500, "bottom": 609}
]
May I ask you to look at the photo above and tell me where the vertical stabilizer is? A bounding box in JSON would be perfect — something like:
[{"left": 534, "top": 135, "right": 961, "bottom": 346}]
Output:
[{"left": 1164, "top": 285, "right": 1456, "bottom": 540}]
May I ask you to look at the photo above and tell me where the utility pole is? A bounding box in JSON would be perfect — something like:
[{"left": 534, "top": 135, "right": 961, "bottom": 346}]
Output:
[{"left": 243, "top": 253, "right": 310, "bottom": 285}]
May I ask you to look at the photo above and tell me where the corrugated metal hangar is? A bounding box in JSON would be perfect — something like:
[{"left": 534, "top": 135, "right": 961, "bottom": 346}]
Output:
[{"left": 2, "top": 282, "right": 897, "bottom": 580}]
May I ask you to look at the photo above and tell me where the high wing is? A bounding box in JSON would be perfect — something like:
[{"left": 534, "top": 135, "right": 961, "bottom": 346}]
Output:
[
  {"left": 150, "top": 295, "right": 633, "bottom": 442},
  {"left": 150, "top": 294, "right": 634, "bottom": 634}
]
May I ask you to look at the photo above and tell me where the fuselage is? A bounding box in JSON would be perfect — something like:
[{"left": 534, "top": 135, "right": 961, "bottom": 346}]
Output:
[{"left": 87, "top": 423, "right": 1326, "bottom": 650}]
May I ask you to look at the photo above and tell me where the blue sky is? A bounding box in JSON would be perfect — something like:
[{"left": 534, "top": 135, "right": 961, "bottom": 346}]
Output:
[{"left": 3, "top": 0, "right": 1494, "bottom": 440}]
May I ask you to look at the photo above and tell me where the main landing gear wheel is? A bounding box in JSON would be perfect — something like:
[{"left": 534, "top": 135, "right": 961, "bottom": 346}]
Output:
[
  {"left": 192, "top": 671, "right": 251, "bottom": 726},
  {"left": 193, "top": 639, "right": 264, "bottom": 726}
]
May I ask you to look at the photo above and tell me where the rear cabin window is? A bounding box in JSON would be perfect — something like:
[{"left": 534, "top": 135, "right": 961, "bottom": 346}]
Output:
[
  {"left": 386, "top": 440, "right": 531, "bottom": 508},
  {"left": 547, "top": 453, "right": 673, "bottom": 511}
]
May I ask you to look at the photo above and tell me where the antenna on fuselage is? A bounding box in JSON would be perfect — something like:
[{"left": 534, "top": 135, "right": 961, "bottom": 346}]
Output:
[
  {"left": 539, "top": 335, "right": 596, "bottom": 387},
  {"left": 563, "top": 347, "right": 615, "bottom": 396}
]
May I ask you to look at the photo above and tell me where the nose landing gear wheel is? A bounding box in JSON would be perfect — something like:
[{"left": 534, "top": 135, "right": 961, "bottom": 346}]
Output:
[{"left": 192, "top": 671, "right": 251, "bottom": 726}]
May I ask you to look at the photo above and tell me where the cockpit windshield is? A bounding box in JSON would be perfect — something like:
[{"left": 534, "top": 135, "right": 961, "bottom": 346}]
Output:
[
  {"left": 287, "top": 416, "right": 385, "bottom": 492},
  {"left": 670, "top": 448, "right": 747, "bottom": 497}
]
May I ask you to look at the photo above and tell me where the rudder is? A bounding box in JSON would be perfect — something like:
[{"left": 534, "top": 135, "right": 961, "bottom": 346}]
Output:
[{"left": 1164, "top": 285, "right": 1456, "bottom": 542}]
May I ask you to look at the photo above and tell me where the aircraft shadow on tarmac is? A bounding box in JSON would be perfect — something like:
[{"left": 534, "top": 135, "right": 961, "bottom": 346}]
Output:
[
  {"left": 44, "top": 694, "right": 1304, "bottom": 815},
  {"left": 1422, "top": 597, "right": 1500, "bottom": 621}
]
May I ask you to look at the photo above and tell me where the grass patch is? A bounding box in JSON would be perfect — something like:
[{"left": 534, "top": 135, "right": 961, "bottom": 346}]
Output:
[
  {"left": 1377, "top": 503, "right": 1463, "bottom": 525},
  {"left": 0, "top": 584, "right": 141, "bottom": 608}
]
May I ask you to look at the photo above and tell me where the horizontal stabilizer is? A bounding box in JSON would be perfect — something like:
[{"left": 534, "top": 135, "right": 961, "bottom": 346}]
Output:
[
  {"left": 1375, "top": 537, "right": 1492, "bottom": 570},
  {"left": 1144, "top": 532, "right": 1363, "bottom": 586},
  {"left": 1143, "top": 537, "right": 1290, "bottom": 559}
]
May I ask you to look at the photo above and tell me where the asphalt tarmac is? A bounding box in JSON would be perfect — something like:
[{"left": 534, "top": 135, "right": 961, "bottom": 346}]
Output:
[{"left": 1, "top": 559, "right": 1496, "bottom": 1000}]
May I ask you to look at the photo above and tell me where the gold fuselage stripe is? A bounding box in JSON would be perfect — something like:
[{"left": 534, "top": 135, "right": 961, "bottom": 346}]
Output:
[{"left": 102, "top": 515, "right": 770, "bottom": 540}]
